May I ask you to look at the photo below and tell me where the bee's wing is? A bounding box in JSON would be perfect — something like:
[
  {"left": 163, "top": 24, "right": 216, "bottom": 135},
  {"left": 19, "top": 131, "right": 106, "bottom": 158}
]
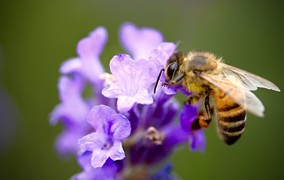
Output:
[
  {"left": 221, "top": 63, "right": 280, "bottom": 92},
  {"left": 200, "top": 73, "right": 265, "bottom": 117}
]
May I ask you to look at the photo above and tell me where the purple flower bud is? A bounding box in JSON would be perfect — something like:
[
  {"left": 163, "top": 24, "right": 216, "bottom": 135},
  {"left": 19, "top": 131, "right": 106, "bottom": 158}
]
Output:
[{"left": 151, "top": 163, "right": 174, "bottom": 180}]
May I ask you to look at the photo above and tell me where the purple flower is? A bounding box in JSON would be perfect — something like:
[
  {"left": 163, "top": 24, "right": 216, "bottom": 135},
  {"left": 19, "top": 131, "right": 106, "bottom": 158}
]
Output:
[
  {"left": 138, "top": 95, "right": 179, "bottom": 129},
  {"left": 78, "top": 105, "right": 131, "bottom": 168},
  {"left": 120, "top": 22, "right": 163, "bottom": 60},
  {"left": 50, "top": 75, "right": 91, "bottom": 154},
  {"left": 102, "top": 54, "right": 157, "bottom": 113},
  {"left": 127, "top": 95, "right": 186, "bottom": 165},
  {"left": 148, "top": 42, "right": 176, "bottom": 70},
  {"left": 151, "top": 163, "right": 174, "bottom": 180},
  {"left": 60, "top": 27, "right": 107, "bottom": 85},
  {"left": 50, "top": 75, "right": 89, "bottom": 125},
  {"left": 180, "top": 103, "right": 206, "bottom": 152},
  {"left": 51, "top": 22, "right": 204, "bottom": 179},
  {"left": 129, "top": 125, "right": 189, "bottom": 165},
  {"left": 71, "top": 152, "right": 122, "bottom": 180},
  {"left": 148, "top": 42, "right": 178, "bottom": 95},
  {"left": 54, "top": 125, "right": 89, "bottom": 155}
]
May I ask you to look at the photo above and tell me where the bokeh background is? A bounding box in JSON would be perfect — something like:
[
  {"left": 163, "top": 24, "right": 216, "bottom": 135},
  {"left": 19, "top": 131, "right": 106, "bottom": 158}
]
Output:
[{"left": 0, "top": 0, "right": 284, "bottom": 179}]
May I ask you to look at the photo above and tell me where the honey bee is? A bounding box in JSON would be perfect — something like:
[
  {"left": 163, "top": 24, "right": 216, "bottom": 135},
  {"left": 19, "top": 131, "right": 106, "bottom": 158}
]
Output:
[{"left": 155, "top": 51, "right": 280, "bottom": 145}]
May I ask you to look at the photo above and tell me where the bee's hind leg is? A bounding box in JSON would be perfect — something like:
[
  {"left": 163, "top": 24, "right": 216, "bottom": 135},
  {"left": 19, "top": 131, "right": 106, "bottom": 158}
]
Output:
[
  {"left": 199, "top": 94, "right": 213, "bottom": 128},
  {"left": 190, "top": 94, "right": 213, "bottom": 130}
]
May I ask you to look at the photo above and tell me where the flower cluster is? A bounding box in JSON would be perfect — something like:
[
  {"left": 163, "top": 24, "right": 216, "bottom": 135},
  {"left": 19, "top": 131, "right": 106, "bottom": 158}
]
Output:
[{"left": 50, "top": 22, "right": 205, "bottom": 179}]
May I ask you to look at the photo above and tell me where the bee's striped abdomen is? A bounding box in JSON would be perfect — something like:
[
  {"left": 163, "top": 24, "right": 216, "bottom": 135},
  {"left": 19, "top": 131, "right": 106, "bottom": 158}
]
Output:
[{"left": 214, "top": 90, "right": 247, "bottom": 145}]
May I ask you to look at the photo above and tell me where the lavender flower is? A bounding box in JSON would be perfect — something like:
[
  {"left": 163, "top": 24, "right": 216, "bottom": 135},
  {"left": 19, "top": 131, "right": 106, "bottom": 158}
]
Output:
[
  {"left": 50, "top": 75, "right": 88, "bottom": 126},
  {"left": 78, "top": 105, "right": 130, "bottom": 168},
  {"left": 71, "top": 152, "right": 122, "bottom": 180},
  {"left": 51, "top": 22, "right": 206, "bottom": 179},
  {"left": 50, "top": 75, "right": 90, "bottom": 155},
  {"left": 60, "top": 26, "right": 106, "bottom": 85},
  {"left": 102, "top": 54, "right": 157, "bottom": 113},
  {"left": 50, "top": 26, "right": 112, "bottom": 155},
  {"left": 151, "top": 164, "right": 174, "bottom": 180},
  {"left": 120, "top": 22, "right": 164, "bottom": 60},
  {"left": 180, "top": 104, "right": 206, "bottom": 152}
]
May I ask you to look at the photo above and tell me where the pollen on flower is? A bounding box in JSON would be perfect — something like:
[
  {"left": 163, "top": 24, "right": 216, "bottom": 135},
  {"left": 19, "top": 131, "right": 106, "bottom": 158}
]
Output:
[
  {"left": 100, "top": 73, "right": 115, "bottom": 87},
  {"left": 146, "top": 126, "right": 165, "bottom": 145}
]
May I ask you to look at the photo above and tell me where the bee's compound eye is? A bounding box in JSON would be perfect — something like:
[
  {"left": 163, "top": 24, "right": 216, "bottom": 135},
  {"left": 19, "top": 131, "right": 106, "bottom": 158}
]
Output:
[{"left": 166, "top": 61, "right": 178, "bottom": 79}]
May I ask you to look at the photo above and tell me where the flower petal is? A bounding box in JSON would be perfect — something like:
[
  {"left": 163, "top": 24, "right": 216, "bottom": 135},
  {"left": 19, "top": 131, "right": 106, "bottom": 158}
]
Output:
[
  {"left": 190, "top": 130, "right": 206, "bottom": 152},
  {"left": 117, "top": 96, "right": 136, "bottom": 113},
  {"left": 77, "top": 151, "right": 93, "bottom": 171},
  {"left": 120, "top": 22, "right": 163, "bottom": 59},
  {"left": 149, "top": 42, "right": 176, "bottom": 70},
  {"left": 91, "top": 148, "right": 109, "bottom": 168},
  {"left": 109, "top": 141, "right": 125, "bottom": 161},
  {"left": 78, "top": 132, "right": 97, "bottom": 152},
  {"left": 87, "top": 105, "right": 117, "bottom": 130},
  {"left": 104, "top": 54, "right": 157, "bottom": 112},
  {"left": 77, "top": 27, "right": 107, "bottom": 59},
  {"left": 109, "top": 54, "right": 134, "bottom": 84},
  {"left": 71, "top": 27, "right": 107, "bottom": 83},
  {"left": 162, "top": 85, "right": 177, "bottom": 95},
  {"left": 60, "top": 58, "right": 81, "bottom": 74},
  {"left": 133, "top": 58, "right": 157, "bottom": 88},
  {"left": 180, "top": 104, "right": 198, "bottom": 132},
  {"left": 58, "top": 76, "right": 84, "bottom": 102},
  {"left": 55, "top": 128, "right": 82, "bottom": 155},
  {"left": 111, "top": 114, "right": 131, "bottom": 140},
  {"left": 101, "top": 84, "right": 123, "bottom": 98},
  {"left": 49, "top": 75, "right": 89, "bottom": 125},
  {"left": 73, "top": 154, "right": 119, "bottom": 180},
  {"left": 135, "top": 89, "right": 153, "bottom": 105}
]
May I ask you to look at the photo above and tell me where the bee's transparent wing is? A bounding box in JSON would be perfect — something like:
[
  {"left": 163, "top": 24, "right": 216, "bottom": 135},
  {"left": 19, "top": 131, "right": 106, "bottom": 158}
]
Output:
[
  {"left": 221, "top": 63, "right": 280, "bottom": 92},
  {"left": 201, "top": 73, "right": 265, "bottom": 117}
]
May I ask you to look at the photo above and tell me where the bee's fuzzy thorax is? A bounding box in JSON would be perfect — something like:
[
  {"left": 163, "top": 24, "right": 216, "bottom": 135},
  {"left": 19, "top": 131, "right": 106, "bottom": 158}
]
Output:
[{"left": 187, "top": 83, "right": 205, "bottom": 93}]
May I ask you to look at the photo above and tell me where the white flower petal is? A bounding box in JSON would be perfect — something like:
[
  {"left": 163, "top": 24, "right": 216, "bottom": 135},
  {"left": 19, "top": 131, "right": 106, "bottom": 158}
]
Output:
[{"left": 117, "top": 96, "right": 136, "bottom": 113}]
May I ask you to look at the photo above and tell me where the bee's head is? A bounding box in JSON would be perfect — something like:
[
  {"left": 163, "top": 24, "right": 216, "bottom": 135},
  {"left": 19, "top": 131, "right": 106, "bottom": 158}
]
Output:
[
  {"left": 164, "top": 52, "right": 184, "bottom": 81},
  {"left": 153, "top": 52, "right": 184, "bottom": 94}
]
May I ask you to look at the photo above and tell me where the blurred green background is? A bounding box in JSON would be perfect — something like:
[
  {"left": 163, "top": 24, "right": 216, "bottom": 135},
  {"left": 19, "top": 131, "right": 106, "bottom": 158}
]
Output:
[{"left": 0, "top": 0, "right": 283, "bottom": 179}]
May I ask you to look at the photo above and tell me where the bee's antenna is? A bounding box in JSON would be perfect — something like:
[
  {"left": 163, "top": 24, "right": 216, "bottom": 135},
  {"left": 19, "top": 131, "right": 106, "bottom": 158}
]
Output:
[{"left": 154, "top": 69, "right": 165, "bottom": 94}]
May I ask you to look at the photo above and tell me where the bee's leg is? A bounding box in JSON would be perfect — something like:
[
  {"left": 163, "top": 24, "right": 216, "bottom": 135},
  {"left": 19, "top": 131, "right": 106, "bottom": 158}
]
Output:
[
  {"left": 199, "top": 94, "right": 212, "bottom": 128},
  {"left": 204, "top": 94, "right": 211, "bottom": 119},
  {"left": 191, "top": 110, "right": 212, "bottom": 130},
  {"left": 190, "top": 94, "right": 213, "bottom": 130},
  {"left": 162, "top": 73, "right": 185, "bottom": 86},
  {"left": 199, "top": 113, "right": 212, "bottom": 128},
  {"left": 170, "top": 73, "right": 185, "bottom": 85},
  {"left": 187, "top": 93, "right": 202, "bottom": 130}
]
